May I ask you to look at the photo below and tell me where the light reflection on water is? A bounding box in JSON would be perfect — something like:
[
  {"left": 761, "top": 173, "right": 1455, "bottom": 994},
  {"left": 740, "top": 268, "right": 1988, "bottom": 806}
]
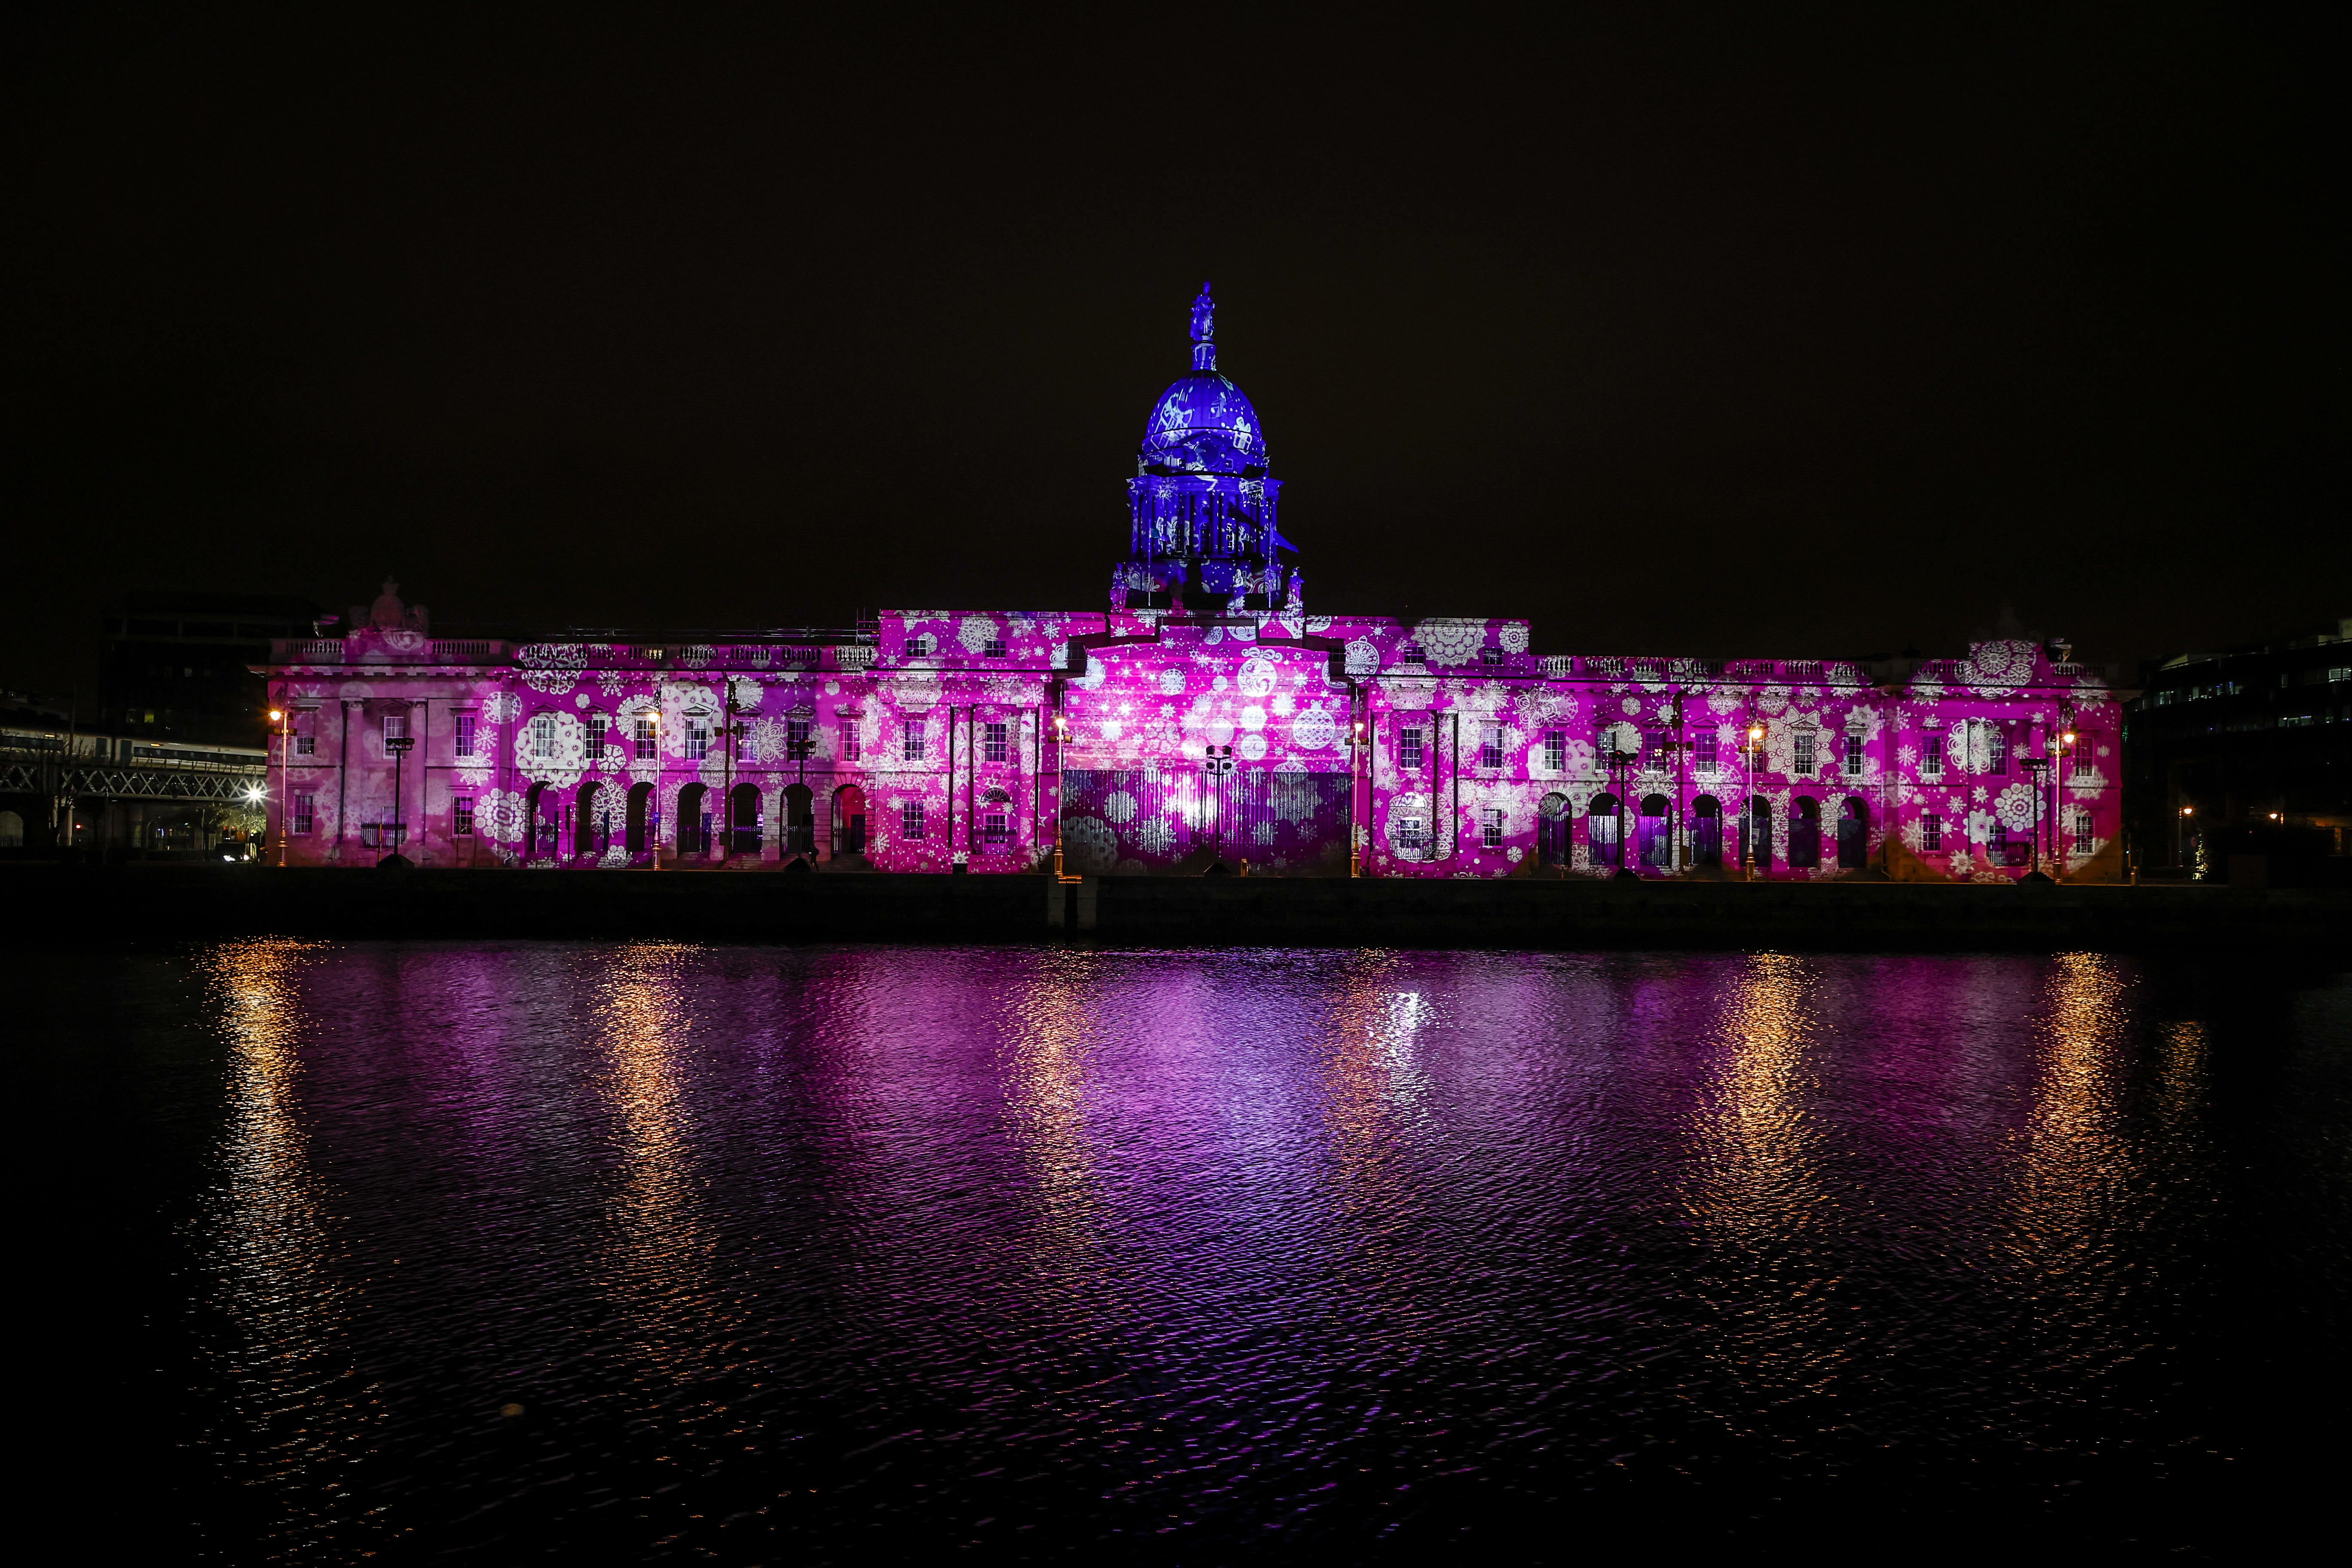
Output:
[{"left": 141, "top": 944, "right": 2352, "bottom": 1558}]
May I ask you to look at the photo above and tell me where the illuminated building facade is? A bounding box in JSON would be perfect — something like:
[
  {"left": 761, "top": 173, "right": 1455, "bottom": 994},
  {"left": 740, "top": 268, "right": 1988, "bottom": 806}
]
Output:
[{"left": 260, "top": 288, "right": 2125, "bottom": 882}]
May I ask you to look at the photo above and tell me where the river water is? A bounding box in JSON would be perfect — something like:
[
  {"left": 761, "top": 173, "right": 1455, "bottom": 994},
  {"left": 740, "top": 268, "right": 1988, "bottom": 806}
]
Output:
[{"left": 20, "top": 943, "right": 2351, "bottom": 1562}]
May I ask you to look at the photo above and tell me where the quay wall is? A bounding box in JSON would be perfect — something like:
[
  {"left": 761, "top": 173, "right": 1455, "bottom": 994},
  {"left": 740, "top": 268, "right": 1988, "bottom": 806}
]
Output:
[{"left": 3, "top": 864, "right": 2345, "bottom": 953}]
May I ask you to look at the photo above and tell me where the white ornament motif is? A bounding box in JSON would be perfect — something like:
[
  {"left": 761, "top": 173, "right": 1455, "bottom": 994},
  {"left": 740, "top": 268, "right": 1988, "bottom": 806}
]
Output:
[
  {"left": 1344, "top": 638, "right": 1379, "bottom": 676},
  {"left": 1236, "top": 658, "right": 1277, "bottom": 697},
  {"left": 1414, "top": 619, "right": 1485, "bottom": 665},
  {"left": 1499, "top": 623, "right": 1529, "bottom": 654},
  {"left": 1290, "top": 708, "right": 1337, "bottom": 751}
]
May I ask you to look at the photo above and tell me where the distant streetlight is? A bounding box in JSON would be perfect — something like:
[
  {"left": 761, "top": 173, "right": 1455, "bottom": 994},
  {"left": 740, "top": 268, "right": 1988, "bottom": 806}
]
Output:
[{"left": 385, "top": 732, "right": 416, "bottom": 864}]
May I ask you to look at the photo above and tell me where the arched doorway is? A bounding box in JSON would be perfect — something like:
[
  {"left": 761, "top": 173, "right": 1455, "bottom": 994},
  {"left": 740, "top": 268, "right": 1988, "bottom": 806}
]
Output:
[
  {"left": 781, "top": 783, "right": 814, "bottom": 857},
  {"left": 1790, "top": 796, "right": 1822, "bottom": 868},
  {"left": 979, "top": 785, "right": 1013, "bottom": 857},
  {"left": 677, "top": 782, "right": 707, "bottom": 856},
  {"left": 0, "top": 810, "right": 21, "bottom": 848},
  {"left": 728, "top": 783, "right": 763, "bottom": 853},
  {"left": 1691, "top": 795, "right": 1722, "bottom": 867},
  {"left": 1638, "top": 793, "right": 1672, "bottom": 870},
  {"left": 1838, "top": 797, "right": 1869, "bottom": 869},
  {"left": 1588, "top": 792, "right": 1622, "bottom": 869},
  {"left": 1536, "top": 791, "right": 1571, "bottom": 868},
  {"left": 575, "top": 780, "right": 603, "bottom": 857},
  {"left": 625, "top": 781, "right": 653, "bottom": 855},
  {"left": 1740, "top": 796, "right": 1773, "bottom": 870},
  {"left": 833, "top": 784, "right": 867, "bottom": 857},
  {"left": 523, "top": 781, "right": 552, "bottom": 861}
]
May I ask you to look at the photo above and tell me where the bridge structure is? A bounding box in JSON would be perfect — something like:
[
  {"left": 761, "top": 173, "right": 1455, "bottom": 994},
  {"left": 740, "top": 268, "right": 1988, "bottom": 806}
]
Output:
[{"left": 0, "top": 739, "right": 268, "bottom": 854}]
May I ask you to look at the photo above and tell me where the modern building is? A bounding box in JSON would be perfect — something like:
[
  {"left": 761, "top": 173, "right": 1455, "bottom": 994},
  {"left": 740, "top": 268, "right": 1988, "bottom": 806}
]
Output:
[
  {"left": 104, "top": 591, "right": 327, "bottom": 747},
  {"left": 2123, "top": 619, "right": 2351, "bottom": 879},
  {"left": 0, "top": 690, "right": 267, "bottom": 855},
  {"left": 258, "top": 288, "right": 2129, "bottom": 882}
]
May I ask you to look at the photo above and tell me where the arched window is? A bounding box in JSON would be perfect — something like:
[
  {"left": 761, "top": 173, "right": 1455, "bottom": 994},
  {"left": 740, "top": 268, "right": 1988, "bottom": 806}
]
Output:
[
  {"left": 833, "top": 784, "right": 868, "bottom": 857},
  {"left": 625, "top": 781, "right": 654, "bottom": 856},
  {"left": 677, "top": 782, "right": 708, "bottom": 855},
  {"left": 1588, "top": 792, "right": 1622, "bottom": 868},
  {"left": 1691, "top": 795, "right": 1722, "bottom": 867},
  {"left": 1537, "top": 792, "right": 1572, "bottom": 867},
  {"left": 1790, "top": 796, "right": 1822, "bottom": 868},
  {"left": 575, "top": 780, "right": 602, "bottom": 856},
  {"left": 1838, "top": 797, "right": 1869, "bottom": 869},
  {"left": 1740, "top": 796, "right": 1773, "bottom": 870},
  {"left": 1638, "top": 793, "right": 1672, "bottom": 870},
  {"left": 981, "top": 785, "right": 1013, "bottom": 852},
  {"left": 0, "top": 810, "right": 22, "bottom": 848},
  {"left": 781, "top": 783, "right": 815, "bottom": 856},
  {"left": 729, "top": 783, "right": 763, "bottom": 852}
]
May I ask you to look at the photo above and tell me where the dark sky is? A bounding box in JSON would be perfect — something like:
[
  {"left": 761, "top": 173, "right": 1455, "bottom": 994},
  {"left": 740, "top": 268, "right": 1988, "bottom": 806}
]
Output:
[{"left": 4, "top": 7, "right": 2340, "bottom": 700}]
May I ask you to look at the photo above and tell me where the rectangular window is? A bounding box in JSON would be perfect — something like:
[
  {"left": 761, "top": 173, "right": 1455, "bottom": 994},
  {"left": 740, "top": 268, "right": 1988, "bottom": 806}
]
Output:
[
  {"left": 984, "top": 637, "right": 1007, "bottom": 659},
  {"left": 1923, "top": 738, "right": 1944, "bottom": 778},
  {"left": 1793, "top": 734, "right": 1816, "bottom": 775},
  {"left": 385, "top": 710, "right": 408, "bottom": 744},
  {"left": 1395, "top": 813, "right": 1430, "bottom": 854},
  {"left": 1922, "top": 813, "right": 1941, "bottom": 851},
  {"left": 984, "top": 721, "right": 1008, "bottom": 763},
  {"left": 2072, "top": 741, "right": 2093, "bottom": 779},
  {"left": 903, "top": 719, "right": 926, "bottom": 761},
  {"left": 787, "top": 717, "right": 812, "bottom": 759},
  {"left": 453, "top": 797, "right": 475, "bottom": 836},
  {"left": 633, "top": 712, "right": 658, "bottom": 759},
  {"left": 983, "top": 811, "right": 1008, "bottom": 846},
  {"left": 1480, "top": 646, "right": 1505, "bottom": 667},
  {"left": 684, "top": 718, "right": 709, "bottom": 761},
  {"left": 1399, "top": 643, "right": 1424, "bottom": 664},
  {"left": 901, "top": 800, "right": 925, "bottom": 840},
  {"left": 842, "top": 723, "right": 861, "bottom": 763},
  {"left": 907, "top": 634, "right": 932, "bottom": 658},
  {"left": 1479, "top": 724, "right": 1504, "bottom": 769},
  {"left": 294, "top": 731, "right": 315, "bottom": 757},
  {"left": 1986, "top": 728, "right": 2008, "bottom": 775},
  {"left": 587, "top": 714, "right": 609, "bottom": 759},
  {"left": 2073, "top": 810, "right": 2094, "bottom": 853},
  {"left": 291, "top": 792, "right": 315, "bottom": 835},
  {"left": 1843, "top": 735, "right": 1863, "bottom": 775},
  {"left": 531, "top": 714, "right": 556, "bottom": 759},
  {"left": 1401, "top": 726, "right": 1426, "bottom": 771},
  {"left": 454, "top": 713, "right": 477, "bottom": 758},
  {"left": 1697, "top": 742, "right": 1721, "bottom": 776},
  {"left": 1481, "top": 807, "right": 1504, "bottom": 849},
  {"left": 1542, "top": 729, "right": 1565, "bottom": 772}
]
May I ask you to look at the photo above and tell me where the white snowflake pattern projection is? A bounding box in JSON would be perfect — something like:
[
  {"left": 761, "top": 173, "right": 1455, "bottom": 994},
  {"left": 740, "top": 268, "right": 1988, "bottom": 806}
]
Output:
[
  {"left": 1896, "top": 743, "right": 1919, "bottom": 769},
  {"left": 456, "top": 763, "right": 492, "bottom": 788},
  {"left": 1344, "top": 637, "right": 1379, "bottom": 676},
  {"left": 728, "top": 675, "right": 763, "bottom": 710},
  {"left": 1236, "top": 658, "right": 1278, "bottom": 697},
  {"left": 1290, "top": 707, "right": 1337, "bottom": 751},
  {"left": 893, "top": 673, "right": 943, "bottom": 710},
  {"left": 1385, "top": 791, "right": 1435, "bottom": 852},
  {"left": 1133, "top": 817, "right": 1173, "bottom": 855},
  {"left": 1414, "top": 618, "right": 1485, "bottom": 665},
  {"left": 1099, "top": 720, "right": 1124, "bottom": 743},
  {"left": 957, "top": 616, "right": 998, "bottom": 655},
  {"left": 1064, "top": 817, "right": 1117, "bottom": 872},
  {"left": 599, "top": 845, "right": 631, "bottom": 869},
  {"left": 1599, "top": 720, "right": 1642, "bottom": 760},
  {"left": 1239, "top": 705, "right": 1267, "bottom": 732},
  {"left": 597, "top": 670, "right": 629, "bottom": 696},
  {"left": 1967, "top": 639, "right": 2037, "bottom": 692},
  {"left": 697, "top": 753, "right": 729, "bottom": 789},
  {"left": 516, "top": 643, "right": 589, "bottom": 695},
  {"left": 1560, "top": 736, "right": 1598, "bottom": 777},
  {"left": 1620, "top": 697, "right": 1642, "bottom": 716},
  {"left": 1102, "top": 790, "right": 1138, "bottom": 825},
  {"left": 482, "top": 692, "right": 522, "bottom": 725},
  {"left": 1499, "top": 623, "right": 1530, "bottom": 654},
  {"left": 514, "top": 710, "right": 590, "bottom": 788},
  {"left": 1158, "top": 667, "right": 1188, "bottom": 695},
  {"left": 1707, "top": 684, "right": 1747, "bottom": 716},
  {"left": 1753, "top": 684, "right": 1791, "bottom": 715},
  {"left": 475, "top": 788, "right": 527, "bottom": 845},
  {"left": 747, "top": 717, "right": 789, "bottom": 762},
  {"left": 1994, "top": 781, "right": 2038, "bottom": 832},
  {"left": 1237, "top": 733, "right": 1268, "bottom": 760},
  {"left": 1271, "top": 692, "right": 1295, "bottom": 717},
  {"left": 652, "top": 681, "right": 716, "bottom": 737}
]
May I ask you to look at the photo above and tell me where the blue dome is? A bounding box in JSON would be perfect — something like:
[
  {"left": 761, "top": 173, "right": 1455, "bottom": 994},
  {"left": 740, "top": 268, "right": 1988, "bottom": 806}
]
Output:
[{"left": 1139, "top": 370, "right": 1268, "bottom": 476}]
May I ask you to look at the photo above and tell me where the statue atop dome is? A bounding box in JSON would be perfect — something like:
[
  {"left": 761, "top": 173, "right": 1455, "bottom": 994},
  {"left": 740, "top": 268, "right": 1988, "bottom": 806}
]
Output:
[{"left": 1189, "top": 282, "right": 1214, "bottom": 344}]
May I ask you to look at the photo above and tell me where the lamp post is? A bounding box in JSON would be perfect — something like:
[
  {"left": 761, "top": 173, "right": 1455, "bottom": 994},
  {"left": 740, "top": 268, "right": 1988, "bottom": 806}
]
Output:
[
  {"left": 2056, "top": 712, "right": 2076, "bottom": 879},
  {"left": 385, "top": 732, "right": 415, "bottom": 865},
  {"left": 1744, "top": 717, "right": 1765, "bottom": 881},
  {"left": 1350, "top": 716, "right": 1366, "bottom": 877},
  {"left": 270, "top": 707, "right": 288, "bottom": 866}
]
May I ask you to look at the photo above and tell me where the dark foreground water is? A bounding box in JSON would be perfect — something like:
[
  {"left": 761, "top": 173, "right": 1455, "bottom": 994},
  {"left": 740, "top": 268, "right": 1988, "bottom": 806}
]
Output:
[{"left": 19, "top": 944, "right": 2352, "bottom": 1562}]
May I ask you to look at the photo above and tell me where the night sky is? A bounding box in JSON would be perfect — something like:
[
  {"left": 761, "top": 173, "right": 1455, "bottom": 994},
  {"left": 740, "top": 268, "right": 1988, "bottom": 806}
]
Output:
[{"left": 5, "top": 9, "right": 2339, "bottom": 702}]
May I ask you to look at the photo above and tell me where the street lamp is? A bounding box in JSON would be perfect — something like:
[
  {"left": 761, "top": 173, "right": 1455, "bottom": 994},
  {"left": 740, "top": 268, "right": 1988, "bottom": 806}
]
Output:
[
  {"left": 270, "top": 707, "right": 289, "bottom": 866},
  {"left": 1744, "top": 720, "right": 1765, "bottom": 881},
  {"left": 384, "top": 732, "right": 416, "bottom": 865}
]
